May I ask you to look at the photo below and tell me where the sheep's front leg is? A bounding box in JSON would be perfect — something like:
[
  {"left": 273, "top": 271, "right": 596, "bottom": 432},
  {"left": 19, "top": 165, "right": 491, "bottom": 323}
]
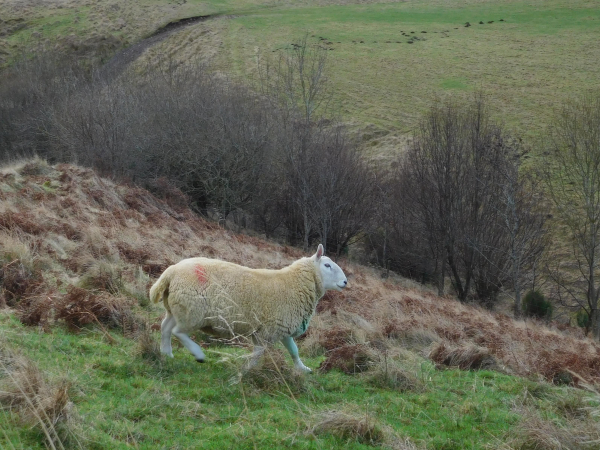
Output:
[
  {"left": 281, "top": 336, "right": 312, "bottom": 373},
  {"left": 160, "top": 313, "right": 177, "bottom": 358},
  {"left": 172, "top": 325, "right": 206, "bottom": 363}
]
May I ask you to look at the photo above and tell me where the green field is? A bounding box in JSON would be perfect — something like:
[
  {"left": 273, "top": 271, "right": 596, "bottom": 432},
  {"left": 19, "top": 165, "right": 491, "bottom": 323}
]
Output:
[
  {"left": 216, "top": 0, "right": 600, "bottom": 142},
  {"left": 1, "top": 311, "right": 591, "bottom": 449},
  {"left": 2, "top": 0, "right": 599, "bottom": 151}
]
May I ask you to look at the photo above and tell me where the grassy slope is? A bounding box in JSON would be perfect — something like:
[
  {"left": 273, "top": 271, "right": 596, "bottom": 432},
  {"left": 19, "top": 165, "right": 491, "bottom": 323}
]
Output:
[
  {"left": 2, "top": 0, "right": 599, "bottom": 155},
  {"left": 140, "top": 0, "right": 600, "bottom": 153},
  {"left": 1, "top": 159, "right": 600, "bottom": 449},
  {"left": 1, "top": 312, "right": 525, "bottom": 449}
]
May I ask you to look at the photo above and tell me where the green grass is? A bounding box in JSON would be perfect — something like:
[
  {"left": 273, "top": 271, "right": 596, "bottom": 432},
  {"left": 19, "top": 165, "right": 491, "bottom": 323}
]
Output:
[
  {"left": 0, "top": 311, "right": 591, "bottom": 449},
  {"left": 210, "top": 0, "right": 600, "bottom": 142}
]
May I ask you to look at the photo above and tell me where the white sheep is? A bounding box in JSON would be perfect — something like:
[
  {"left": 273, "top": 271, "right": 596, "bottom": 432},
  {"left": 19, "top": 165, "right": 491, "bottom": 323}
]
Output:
[{"left": 149, "top": 244, "right": 347, "bottom": 372}]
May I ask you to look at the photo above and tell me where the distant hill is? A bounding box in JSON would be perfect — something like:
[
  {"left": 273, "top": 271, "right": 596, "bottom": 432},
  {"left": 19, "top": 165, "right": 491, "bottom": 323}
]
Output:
[{"left": 2, "top": 0, "right": 599, "bottom": 157}]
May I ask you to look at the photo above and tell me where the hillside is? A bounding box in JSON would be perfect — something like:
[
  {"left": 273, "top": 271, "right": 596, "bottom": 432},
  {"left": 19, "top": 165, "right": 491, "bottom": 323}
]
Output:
[
  {"left": 2, "top": 159, "right": 600, "bottom": 449},
  {"left": 2, "top": 0, "right": 599, "bottom": 157}
]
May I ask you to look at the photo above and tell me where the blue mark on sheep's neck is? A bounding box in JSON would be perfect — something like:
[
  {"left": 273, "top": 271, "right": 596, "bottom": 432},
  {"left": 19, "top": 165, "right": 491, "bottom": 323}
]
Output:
[{"left": 291, "top": 316, "right": 311, "bottom": 338}]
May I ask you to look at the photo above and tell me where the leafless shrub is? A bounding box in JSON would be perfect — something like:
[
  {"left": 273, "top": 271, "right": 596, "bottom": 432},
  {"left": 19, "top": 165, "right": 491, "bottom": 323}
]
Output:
[{"left": 429, "top": 342, "right": 499, "bottom": 371}]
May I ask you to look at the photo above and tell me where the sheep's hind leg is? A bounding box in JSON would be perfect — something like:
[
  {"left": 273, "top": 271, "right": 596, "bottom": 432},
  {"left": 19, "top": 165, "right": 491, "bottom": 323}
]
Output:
[
  {"left": 172, "top": 325, "right": 206, "bottom": 363},
  {"left": 160, "top": 313, "right": 177, "bottom": 358},
  {"left": 281, "top": 336, "right": 312, "bottom": 373},
  {"left": 246, "top": 345, "right": 265, "bottom": 370}
]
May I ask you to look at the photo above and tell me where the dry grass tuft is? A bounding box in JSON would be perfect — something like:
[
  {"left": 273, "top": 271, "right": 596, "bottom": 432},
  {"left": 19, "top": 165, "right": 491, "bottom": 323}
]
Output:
[
  {"left": 239, "top": 348, "right": 308, "bottom": 393},
  {"left": 511, "top": 406, "right": 600, "bottom": 450},
  {"left": 77, "top": 259, "right": 123, "bottom": 294},
  {"left": 135, "top": 324, "right": 162, "bottom": 362},
  {"left": 309, "top": 410, "right": 386, "bottom": 445},
  {"left": 367, "top": 354, "right": 425, "bottom": 393},
  {"left": 429, "top": 342, "right": 499, "bottom": 371},
  {"left": 18, "top": 159, "right": 53, "bottom": 177},
  {"left": 318, "top": 326, "right": 360, "bottom": 350},
  {"left": 319, "top": 344, "right": 377, "bottom": 375},
  {"left": 383, "top": 322, "right": 440, "bottom": 351},
  {"left": 385, "top": 436, "right": 420, "bottom": 450},
  {"left": 0, "top": 352, "right": 75, "bottom": 449}
]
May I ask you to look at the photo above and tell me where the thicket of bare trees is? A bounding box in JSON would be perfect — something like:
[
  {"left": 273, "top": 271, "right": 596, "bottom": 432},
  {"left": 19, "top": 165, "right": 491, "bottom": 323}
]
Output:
[
  {"left": 370, "top": 97, "right": 547, "bottom": 308},
  {"left": 0, "top": 41, "right": 374, "bottom": 256},
  {"left": 544, "top": 94, "right": 600, "bottom": 338},
  {"left": 9, "top": 38, "right": 594, "bottom": 318}
]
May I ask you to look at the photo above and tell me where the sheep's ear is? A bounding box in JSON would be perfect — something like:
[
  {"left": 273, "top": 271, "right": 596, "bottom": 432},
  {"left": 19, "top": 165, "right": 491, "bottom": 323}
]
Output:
[{"left": 315, "top": 244, "right": 324, "bottom": 261}]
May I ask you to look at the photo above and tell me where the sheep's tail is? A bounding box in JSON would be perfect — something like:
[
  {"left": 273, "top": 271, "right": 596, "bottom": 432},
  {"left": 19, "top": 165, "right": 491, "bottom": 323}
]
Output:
[{"left": 149, "top": 265, "right": 175, "bottom": 306}]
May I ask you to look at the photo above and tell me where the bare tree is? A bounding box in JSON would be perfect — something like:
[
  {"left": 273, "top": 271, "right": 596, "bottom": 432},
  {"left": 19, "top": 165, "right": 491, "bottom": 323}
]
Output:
[
  {"left": 496, "top": 157, "right": 548, "bottom": 318},
  {"left": 260, "top": 33, "right": 331, "bottom": 125},
  {"left": 395, "top": 95, "right": 546, "bottom": 307},
  {"left": 543, "top": 94, "right": 600, "bottom": 338}
]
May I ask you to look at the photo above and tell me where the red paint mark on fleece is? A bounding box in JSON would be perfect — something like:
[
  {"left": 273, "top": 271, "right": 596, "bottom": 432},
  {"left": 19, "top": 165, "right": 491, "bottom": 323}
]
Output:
[{"left": 195, "top": 265, "right": 208, "bottom": 284}]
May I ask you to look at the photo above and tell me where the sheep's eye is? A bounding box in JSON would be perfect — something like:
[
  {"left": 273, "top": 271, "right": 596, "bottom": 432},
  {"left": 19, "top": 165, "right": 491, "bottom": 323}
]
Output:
[{"left": 324, "top": 263, "right": 331, "bottom": 268}]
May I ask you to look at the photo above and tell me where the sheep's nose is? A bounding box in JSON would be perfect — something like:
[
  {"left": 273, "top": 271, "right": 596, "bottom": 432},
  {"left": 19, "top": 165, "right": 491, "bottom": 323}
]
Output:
[{"left": 343, "top": 280, "right": 347, "bottom": 286}]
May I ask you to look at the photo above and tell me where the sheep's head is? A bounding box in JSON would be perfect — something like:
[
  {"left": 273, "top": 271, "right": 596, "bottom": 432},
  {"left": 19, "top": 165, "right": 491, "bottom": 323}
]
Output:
[{"left": 313, "top": 244, "right": 348, "bottom": 291}]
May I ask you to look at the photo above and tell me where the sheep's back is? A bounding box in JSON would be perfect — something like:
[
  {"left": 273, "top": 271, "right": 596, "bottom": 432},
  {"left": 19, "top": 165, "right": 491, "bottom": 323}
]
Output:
[{"left": 166, "top": 257, "right": 318, "bottom": 341}]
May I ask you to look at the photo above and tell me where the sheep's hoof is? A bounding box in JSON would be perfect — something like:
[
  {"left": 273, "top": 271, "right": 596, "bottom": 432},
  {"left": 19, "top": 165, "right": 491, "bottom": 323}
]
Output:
[{"left": 196, "top": 358, "right": 205, "bottom": 363}]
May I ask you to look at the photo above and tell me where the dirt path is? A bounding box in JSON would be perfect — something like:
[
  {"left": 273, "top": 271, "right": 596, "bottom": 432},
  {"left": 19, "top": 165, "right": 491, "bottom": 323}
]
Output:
[{"left": 99, "top": 15, "right": 215, "bottom": 81}]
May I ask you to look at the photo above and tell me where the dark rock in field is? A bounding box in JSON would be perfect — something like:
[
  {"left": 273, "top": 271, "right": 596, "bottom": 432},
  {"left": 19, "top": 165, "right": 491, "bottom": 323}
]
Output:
[
  {"left": 465, "top": 22, "right": 471, "bottom": 27},
  {"left": 396, "top": 41, "right": 401, "bottom": 43},
  {"left": 410, "top": 31, "right": 415, "bottom": 33},
  {"left": 421, "top": 31, "right": 427, "bottom": 33},
  {"left": 385, "top": 40, "right": 391, "bottom": 43},
  {"left": 360, "top": 40, "right": 364, "bottom": 43},
  {"left": 407, "top": 41, "right": 413, "bottom": 44},
  {"left": 488, "top": 20, "right": 494, "bottom": 23},
  {"left": 499, "top": 19, "right": 504, "bottom": 21}
]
